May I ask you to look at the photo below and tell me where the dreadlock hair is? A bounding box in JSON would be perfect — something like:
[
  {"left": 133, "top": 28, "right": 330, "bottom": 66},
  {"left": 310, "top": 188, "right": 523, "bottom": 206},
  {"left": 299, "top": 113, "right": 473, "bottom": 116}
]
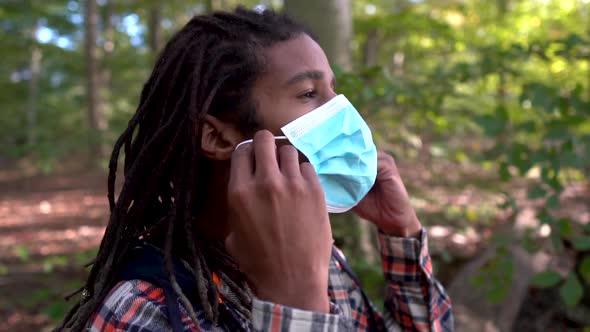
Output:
[{"left": 58, "top": 7, "right": 313, "bottom": 331}]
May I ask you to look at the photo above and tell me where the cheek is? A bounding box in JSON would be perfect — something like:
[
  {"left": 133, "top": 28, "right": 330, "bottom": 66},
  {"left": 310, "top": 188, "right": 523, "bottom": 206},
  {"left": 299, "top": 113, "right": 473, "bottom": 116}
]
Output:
[
  {"left": 257, "top": 101, "right": 310, "bottom": 136},
  {"left": 258, "top": 116, "right": 288, "bottom": 136}
]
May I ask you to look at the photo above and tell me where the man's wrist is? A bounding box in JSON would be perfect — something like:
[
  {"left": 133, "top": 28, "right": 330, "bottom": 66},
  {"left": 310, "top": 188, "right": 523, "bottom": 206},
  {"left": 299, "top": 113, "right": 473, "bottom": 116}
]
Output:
[{"left": 378, "top": 216, "right": 422, "bottom": 238}]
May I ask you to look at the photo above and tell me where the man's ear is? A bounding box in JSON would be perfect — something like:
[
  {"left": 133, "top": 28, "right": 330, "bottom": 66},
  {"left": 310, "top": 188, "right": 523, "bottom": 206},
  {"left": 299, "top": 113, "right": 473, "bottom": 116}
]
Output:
[{"left": 200, "top": 114, "right": 243, "bottom": 160}]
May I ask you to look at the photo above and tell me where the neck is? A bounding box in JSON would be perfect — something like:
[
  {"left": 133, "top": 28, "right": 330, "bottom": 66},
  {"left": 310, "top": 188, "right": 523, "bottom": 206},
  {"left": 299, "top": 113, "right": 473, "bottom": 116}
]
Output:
[{"left": 194, "top": 160, "right": 231, "bottom": 242}]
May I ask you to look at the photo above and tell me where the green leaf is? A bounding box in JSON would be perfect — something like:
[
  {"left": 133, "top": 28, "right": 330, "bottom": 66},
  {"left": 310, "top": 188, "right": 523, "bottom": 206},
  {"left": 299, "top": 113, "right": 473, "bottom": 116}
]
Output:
[
  {"left": 517, "top": 121, "right": 537, "bottom": 132},
  {"left": 547, "top": 176, "right": 563, "bottom": 192},
  {"left": 499, "top": 161, "right": 512, "bottom": 181},
  {"left": 510, "top": 143, "right": 532, "bottom": 175},
  {"left": 528, "top": 185, "right": 547, "bottom": 199},
  {"left": 559, "top": 274, "right": 583, "bottom": 307},
  {"left": 487, "top": 283, "right": 508, "bottom": 304},
  {"left": 544, "top": 126, "right": 570, "bottom": 141},
  {"left": 579, "top": 256, "right": 590, "bottom": 284},
  {"left": 561, "top": 151, "right": 585, "bottom": 168},
  {"left": 522, "top": 229, "right": 540, "bottom": 253},
  {"left": 523, "top": 82, "right": 556, "bottom": 112},
  {"left": 530, "top": 270, "right": 561, "bottom": 288},
  {"left": 558, "top": 219, "right": 573, "bottom": 238},
  {"left": 476, "top": 114, "right": 507, "bottom": 136},
  {"left": 538, "top": 211, "right": 555, "bottom": 225},
  {"left": 572, "top": 236, "right": 590, "bottom": 251},
  {"left": 546, "top": 195, "right": 560, "bottom": 209},
  {"left": 14, "top": 245, "right": 30, "bottom": 262}
]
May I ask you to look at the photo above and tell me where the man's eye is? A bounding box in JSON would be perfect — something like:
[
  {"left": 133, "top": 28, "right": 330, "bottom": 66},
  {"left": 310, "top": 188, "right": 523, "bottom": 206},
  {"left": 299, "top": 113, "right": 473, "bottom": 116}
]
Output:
[{"left": 298, "top": 90, "right": 317, "bottom": 99}]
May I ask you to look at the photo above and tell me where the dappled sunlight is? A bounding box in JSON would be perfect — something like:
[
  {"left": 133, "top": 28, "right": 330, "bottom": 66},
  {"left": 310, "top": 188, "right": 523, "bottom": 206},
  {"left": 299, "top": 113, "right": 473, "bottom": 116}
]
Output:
[
  {"left": 428, "top": 225, "right": 452, "bottom": 238},
  {"left": 0, "top": 190, "right": 107, "bottom": 229},
  {"left": 0, "top": 186, "right": 108, "bottom": 265},
  {"left": 0, "top": 175, "right": 108, "bottom": 257},
  {"left": 0, "top": 171, "right": 108, "bottom": 331},
  {"left": 3, "top": 310, "right": 50, "bottom": 332},
  {"left": 0, "top": 225, "right": 104, "bottom": 258}
]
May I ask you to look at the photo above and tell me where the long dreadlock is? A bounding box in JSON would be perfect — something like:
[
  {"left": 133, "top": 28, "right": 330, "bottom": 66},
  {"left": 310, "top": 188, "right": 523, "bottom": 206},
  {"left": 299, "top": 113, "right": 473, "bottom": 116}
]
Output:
[{"left": 57, "top": 7, "right": 312, "bottom": 331}]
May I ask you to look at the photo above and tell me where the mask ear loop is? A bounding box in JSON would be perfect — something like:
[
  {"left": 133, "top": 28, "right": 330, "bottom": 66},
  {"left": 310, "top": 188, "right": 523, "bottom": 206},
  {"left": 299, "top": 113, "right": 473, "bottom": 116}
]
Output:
[{"left": 234, "top": 136, "right": 288, "bottom": 151}]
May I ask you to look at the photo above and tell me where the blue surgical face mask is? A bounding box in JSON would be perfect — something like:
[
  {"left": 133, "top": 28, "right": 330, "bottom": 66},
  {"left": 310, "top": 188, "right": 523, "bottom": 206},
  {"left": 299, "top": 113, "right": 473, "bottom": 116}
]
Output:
[{"left": 236, "top": 94, "right": 378, "bottom": 213}]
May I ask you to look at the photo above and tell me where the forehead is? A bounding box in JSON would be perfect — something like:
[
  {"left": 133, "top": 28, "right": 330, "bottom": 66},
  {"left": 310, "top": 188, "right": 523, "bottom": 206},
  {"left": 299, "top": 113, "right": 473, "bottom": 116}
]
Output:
[{"left": 260, "top": 34, "right": 331, "bottom": 83}]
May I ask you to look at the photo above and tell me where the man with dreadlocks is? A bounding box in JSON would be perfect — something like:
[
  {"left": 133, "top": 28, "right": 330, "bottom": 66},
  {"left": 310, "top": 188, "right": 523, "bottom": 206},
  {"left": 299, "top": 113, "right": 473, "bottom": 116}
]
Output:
[{"left": 57, "top": 6, "right": 452, "bottom": 332}]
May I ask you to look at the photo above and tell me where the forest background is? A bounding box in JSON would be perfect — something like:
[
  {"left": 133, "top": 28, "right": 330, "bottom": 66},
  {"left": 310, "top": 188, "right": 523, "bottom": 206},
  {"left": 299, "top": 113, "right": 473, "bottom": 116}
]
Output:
[{"left": 0, "top": 0, "right": 589, "bottom": 331}]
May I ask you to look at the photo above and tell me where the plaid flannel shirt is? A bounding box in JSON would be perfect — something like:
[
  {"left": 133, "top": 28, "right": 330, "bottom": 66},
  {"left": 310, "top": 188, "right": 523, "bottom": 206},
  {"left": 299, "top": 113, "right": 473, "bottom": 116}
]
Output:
[{"left": 88, "top": 229, "right": 453, "bottom": 331}]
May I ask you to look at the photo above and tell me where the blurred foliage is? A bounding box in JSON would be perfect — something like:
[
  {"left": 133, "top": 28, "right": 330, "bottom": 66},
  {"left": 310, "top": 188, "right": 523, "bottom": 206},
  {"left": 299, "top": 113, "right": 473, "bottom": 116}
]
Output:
[
  {"left": 335, "top": 0, "right": 590, "bottom": 321},
  {"left": 1, "top": 0, "right": 589, "bottom": 327}
]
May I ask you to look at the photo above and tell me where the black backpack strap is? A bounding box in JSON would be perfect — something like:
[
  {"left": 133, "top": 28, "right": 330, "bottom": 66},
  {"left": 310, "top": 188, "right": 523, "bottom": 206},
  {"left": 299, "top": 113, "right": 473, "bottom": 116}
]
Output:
[
  {"left": 116, "top": 244, "right": 200, "bottom": 332},
  {"left": 157, "top": 276, "right": 187, "bottom": 332},
  {"left": 331, "top": 246, "right": 381, "bottom": 332}
]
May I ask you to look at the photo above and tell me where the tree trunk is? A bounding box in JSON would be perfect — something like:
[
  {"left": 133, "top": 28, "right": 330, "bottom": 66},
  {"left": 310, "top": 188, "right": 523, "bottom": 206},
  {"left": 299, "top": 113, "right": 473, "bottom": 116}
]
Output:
[
  {"left": 148, "top": 4, "right": 163, "bottom": 55},
  {"left": 362, "top": 28, "right": 378, "bottom": 68},
  {"left": 27, "top": 24, "right": 41, "bottom": 148},
  {"left": 391, "top": 0, "right": 408, "bottom": 77},
  {"left": 284, "top": 0, "right": 352, "bottom": 70},
  {"left": 102, "top": 0, "right": 114, "bottom": 90},
  {"left": 85, "top": 0, "right": 106, "bottom": 163}
]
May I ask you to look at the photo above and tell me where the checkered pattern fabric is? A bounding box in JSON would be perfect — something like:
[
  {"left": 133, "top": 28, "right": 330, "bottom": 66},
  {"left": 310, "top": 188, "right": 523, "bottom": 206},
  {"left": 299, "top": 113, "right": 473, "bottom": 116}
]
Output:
[{"left": 88, "top": 229, "right": 453, "bottom": 331}]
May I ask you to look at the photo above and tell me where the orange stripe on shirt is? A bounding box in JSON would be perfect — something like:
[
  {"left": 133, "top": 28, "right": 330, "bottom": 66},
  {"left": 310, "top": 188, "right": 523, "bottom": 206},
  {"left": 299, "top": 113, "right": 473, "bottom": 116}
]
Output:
[
  {"left": 271, "top": 304, "right": 282, "bottom": 332},
  {"left": 120, "top": 295, "right": 146, "bottom": 323}
]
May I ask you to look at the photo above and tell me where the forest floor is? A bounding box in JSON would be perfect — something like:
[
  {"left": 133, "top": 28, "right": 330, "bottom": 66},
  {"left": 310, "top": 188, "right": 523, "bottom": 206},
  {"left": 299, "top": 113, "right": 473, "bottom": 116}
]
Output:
[
  {"left": 0, "top": 157, "right": 588, "bottom": 331},
  {"left": 0, "top": 162, "right": 107, "bottom": 332}
]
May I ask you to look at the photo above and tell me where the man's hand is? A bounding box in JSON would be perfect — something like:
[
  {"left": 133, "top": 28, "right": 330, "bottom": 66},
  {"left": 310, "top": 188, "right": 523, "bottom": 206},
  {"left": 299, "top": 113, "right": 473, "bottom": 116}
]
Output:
[
  {"left": 225, "top": 130, "right": 332, "bottom": 313},
  {"left": 352, "top": 151, "right": 422, "bottom": 237}
]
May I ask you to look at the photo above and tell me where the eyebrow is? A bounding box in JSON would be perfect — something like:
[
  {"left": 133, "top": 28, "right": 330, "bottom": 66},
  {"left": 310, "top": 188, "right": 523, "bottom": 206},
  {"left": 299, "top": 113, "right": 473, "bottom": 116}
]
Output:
[{"left": 284, "top": 70, "right": 337, "bottom": 87}]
